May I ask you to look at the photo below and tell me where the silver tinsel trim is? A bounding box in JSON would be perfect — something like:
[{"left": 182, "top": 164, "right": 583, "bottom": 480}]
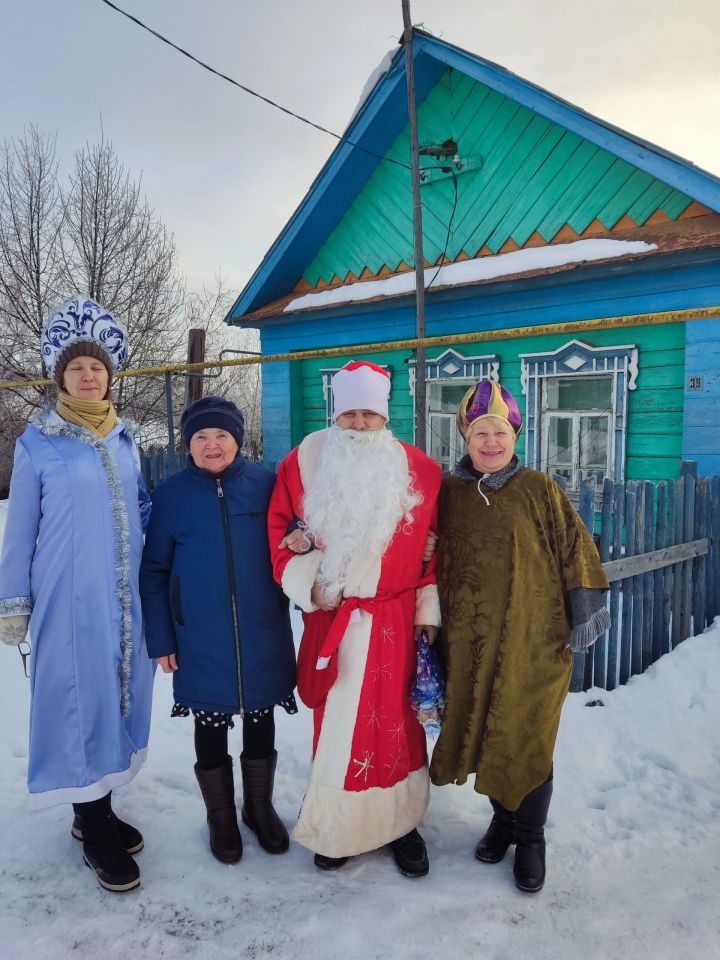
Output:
[
  {"left": 34, "top": 407, "right": 134, "bottom": 718},
  {"left": 0, "top": 596, "right": 33, "bottom": 616},
  {"left": 569, "top": 606, "right": 611, "bottom": 653}
]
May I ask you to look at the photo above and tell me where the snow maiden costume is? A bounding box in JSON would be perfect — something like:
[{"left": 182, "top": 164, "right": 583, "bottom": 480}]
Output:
[
  {"left": 268, "top": 361, "right": 442, "bottom": 877},
  {"left": 429, "top": 379, "right": 609, "bottom": 893},
  {"left": 0, "top": 296, "right": 154, "bottom": 892}
]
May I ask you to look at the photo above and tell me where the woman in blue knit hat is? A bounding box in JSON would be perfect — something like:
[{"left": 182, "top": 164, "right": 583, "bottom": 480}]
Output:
[{"left": 140, "top": 395, "right": 296, "bottom": 864}]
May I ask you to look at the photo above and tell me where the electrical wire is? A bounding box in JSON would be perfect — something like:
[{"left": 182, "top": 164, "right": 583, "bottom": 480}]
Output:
[
  {"left": 423, "top": 167, "right": 459, "bottom": 294},
  {"left": 96, "top": 0, "right": 410, "bottom": 170}
]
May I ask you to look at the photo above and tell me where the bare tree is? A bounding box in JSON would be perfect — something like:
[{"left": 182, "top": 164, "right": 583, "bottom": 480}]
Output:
[
  {"left": 60, "top": 137, "right": 186, "bottom": 423},
  {"left": 0, "top": 126, "right": 64, "bottom": 402}
]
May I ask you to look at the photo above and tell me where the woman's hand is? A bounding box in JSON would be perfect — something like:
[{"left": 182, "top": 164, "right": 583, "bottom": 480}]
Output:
[
  {"left": 414, "top": 624, "right": 439, "bottom": 644},
  {"left": 422, "top": 530, "right": 438, "bottom": 563},
  {"left": 155, "top": 653, "right": 178, "bottom": 673},
  {"left": 279, "top": 529, "right": 313, "bottom": 554}
]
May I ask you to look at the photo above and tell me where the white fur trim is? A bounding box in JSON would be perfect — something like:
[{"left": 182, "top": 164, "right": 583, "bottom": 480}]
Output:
[
  {"left": 331, "top": 364, "right": 390, "bottom": 422},
  {"left": 293, "top": 611, "right": 429, "bottom": 857},
  {"left": 415, "top": 583, "right": 441, "bottom": 627},
  {"left": 27, "top": 748, "right": 147, "bottom": 809},
  {"left": 293, "top": 765, "right": 430, "bottom": 858},
  {"left": 281, "top": 551, "right": 323, "bottom": 612}
]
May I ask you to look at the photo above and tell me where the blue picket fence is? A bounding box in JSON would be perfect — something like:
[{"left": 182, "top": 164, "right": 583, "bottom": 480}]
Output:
[
  {"left": 139, "top": 445, "right": 184, "bottom": 494},
  {"left": 567, "top": 466, "right": 719, "bottom": 692}
]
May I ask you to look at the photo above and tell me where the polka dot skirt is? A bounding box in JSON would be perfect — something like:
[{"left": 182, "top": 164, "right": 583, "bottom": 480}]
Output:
[{"left": 171, "top": 694, "right": 298, "bottom": 728}]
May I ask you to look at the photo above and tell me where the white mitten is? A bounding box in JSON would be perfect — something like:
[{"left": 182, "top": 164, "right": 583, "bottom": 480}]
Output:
[{"left": 0, "top": 615, "right": 29, "bottom": 646}]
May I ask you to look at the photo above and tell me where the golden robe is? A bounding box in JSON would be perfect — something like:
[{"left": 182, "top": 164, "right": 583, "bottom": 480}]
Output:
[{"left": 429, "top": 468, "right": 608, "bottom": 810}]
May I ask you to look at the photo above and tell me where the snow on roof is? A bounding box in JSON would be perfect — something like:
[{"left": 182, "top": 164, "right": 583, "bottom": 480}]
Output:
[
  {"left": 284, "top": 238, "right": 658, "bottom": 313},
  {"left": 346, "top": 48, "right": 398, "bottom": 127}
]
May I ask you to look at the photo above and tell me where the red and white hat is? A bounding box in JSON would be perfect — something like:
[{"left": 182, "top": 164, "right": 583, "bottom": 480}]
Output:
[{"left": 331, "top": 360, "right": 391, "bottom": 422}]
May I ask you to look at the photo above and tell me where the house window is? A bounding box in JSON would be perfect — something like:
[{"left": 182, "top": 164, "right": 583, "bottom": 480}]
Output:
[
  {"left": 521, "top": 339, "right": 638, "bottom": 488},
  {"left": 408, "top": 349, "right": 500, "bottom": 472},
  {"left": 542, "top": 376, "right": 612, "bottom": 491},
  {"left": 427, "top": 381, "right": 476, "bottom": 473}
]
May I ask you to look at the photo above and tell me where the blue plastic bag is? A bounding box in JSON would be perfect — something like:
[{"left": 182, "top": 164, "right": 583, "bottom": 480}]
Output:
[{"left": 411, "top": 632, "right": 445, "bottom": 737}]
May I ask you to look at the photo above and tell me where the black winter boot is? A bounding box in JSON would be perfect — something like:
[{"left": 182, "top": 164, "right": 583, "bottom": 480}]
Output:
[
  {"left": 194, "top": 757, "right": 243, "bottom": 864},
  {"left": 475, "top": 798, "right": 515, "bottom": 863},
  {"left": 314, "top": 853, "right": 349, "bottom": 871},
  {"left": 513, "top": 778, "right": 553, "bottom": 893},
  {"left": 73, "top": 796, "right": 140, "bottom": 893},
  {"left": 72, "top": 792, "right": 143, "bottom": 854},
  {"left": 390, "top": 829, "right": 429, "bottom": 878},
  {"left": 240, "top": 750, "right": 289, "bottom": 854}
]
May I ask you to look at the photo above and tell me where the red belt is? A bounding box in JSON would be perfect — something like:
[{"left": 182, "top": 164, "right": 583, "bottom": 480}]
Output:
[{"left": 316, "top": 587, "right": 415, "bottom": 669}]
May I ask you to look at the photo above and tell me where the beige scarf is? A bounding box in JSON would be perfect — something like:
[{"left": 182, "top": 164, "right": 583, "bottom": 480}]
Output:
[{"left": 55, "top": 391, "right": 118, "bottom": 438}]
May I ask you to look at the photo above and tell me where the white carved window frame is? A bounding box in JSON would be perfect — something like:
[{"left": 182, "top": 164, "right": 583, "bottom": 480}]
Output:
[
  {"left": 407, "top": 349, "right": 500, "bottom": 453},
  {"left": 520, "top": 339, "right": 638, "bottom": 483}
]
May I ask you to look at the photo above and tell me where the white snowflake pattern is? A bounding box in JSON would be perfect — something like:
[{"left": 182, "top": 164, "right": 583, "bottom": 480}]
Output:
[
  {"left": 384, "top": 747, "right": 407, "bottom": 780},
  {"left": 352, "top": 750, "right": 374, "bottom": 782},
  {"left": 379, "top": 626, "right": 395, "bottom": 644},
  {"left": 364, "top": 703, "right": 387, "bottom": 730},
  {"left": 372, "top": 661, "right": 392, "bottom": 682},
  {"left": 388, "top": 719, "right": 406, "bottom": 742}
]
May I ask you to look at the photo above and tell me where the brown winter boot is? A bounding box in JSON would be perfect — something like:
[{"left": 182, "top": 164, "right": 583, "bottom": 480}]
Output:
[
  {"left": 240, "top": 750, "right": 289, "bottom": 854},
  {"left": 194, "top": 756, "right": 243, "bottom": 864}
]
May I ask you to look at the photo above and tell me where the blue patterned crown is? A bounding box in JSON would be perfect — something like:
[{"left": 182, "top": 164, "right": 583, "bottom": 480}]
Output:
[{"left": 41, "top": 296, "right": 128, "bottom": 377}]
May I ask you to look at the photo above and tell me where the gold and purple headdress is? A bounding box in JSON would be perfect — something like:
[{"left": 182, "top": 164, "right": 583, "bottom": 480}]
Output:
[{"left": 457, "top": 379, "right": 522, "bottom": 438}]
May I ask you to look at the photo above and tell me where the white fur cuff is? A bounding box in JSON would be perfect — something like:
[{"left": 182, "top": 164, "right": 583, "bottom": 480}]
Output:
[
  {"left": 281, "top": 551, "right": 323, "bottom": 612},
  {"left": 415, "top": 583, "right": 441, "bottom": 627}
]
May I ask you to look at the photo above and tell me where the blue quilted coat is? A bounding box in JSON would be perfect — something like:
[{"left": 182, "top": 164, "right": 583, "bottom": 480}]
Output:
[{"left": 140, "top": 455, "right": 295, "bottom": 714}]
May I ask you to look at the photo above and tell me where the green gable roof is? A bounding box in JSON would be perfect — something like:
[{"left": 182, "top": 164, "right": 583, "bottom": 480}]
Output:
[{"left": 302, "top": 68, "right": 694, "bottom": 288}]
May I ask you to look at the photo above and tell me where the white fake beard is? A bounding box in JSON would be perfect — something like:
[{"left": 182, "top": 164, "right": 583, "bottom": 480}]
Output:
[{"left": 302, "top": 426, "right": 422, "bottom": 602}]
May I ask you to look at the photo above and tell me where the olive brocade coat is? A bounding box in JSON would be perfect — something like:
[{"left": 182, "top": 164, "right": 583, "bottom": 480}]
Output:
[{"left": 429, "top": 467, "right": 608, "bottom": 810}]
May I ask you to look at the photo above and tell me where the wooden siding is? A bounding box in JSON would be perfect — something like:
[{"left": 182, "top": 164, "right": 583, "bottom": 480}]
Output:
[
  {"left": 288, "top": 325, "right": 684, "bottom": 482},
  {"left": 683, "top": 316, "right": 720, "bottom": 475},
  {"left": 302, "top": 69, "right": 694, "bottom": 289}
]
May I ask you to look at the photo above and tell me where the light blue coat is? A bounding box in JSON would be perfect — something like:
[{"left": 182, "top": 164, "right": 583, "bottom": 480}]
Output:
[{"left": 0, "top": 408, "right": 154, "bottom": 808}]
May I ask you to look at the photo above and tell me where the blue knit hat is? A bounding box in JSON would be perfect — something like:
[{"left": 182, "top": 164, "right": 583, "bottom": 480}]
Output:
[{"left": 181, "top": 396, "right": 245, "bottom": 449}]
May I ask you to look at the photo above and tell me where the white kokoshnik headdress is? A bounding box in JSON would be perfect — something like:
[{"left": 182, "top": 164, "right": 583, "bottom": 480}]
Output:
[{"left": 40, "top": 296, "right": 128, "bottom": 379}]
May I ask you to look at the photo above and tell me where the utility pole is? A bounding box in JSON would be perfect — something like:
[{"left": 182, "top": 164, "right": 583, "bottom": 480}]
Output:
[{"left": 402, "top": 0, "right": 427, "bottom": 452}]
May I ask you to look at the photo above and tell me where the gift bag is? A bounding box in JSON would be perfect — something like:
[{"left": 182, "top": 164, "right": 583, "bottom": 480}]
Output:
[{"left": 411, "top": 631, "right": 445, "bottom": 737}]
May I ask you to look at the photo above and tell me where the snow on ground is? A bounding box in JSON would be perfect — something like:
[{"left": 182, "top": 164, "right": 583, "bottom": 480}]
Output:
[{"left": 1, "top": 507, "right": 719, "bottom": 958}]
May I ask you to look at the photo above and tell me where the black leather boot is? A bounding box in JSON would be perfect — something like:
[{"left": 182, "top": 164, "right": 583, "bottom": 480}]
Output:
[
  {"left": 194, "top": 757, "right": 243, "bottom": 864},
  {"left": 390, "top": 829, "right": 429, "bottom": 878},
  {"left": 314, "top": 853, "right": 349, "bottom": 871},
  {"left": 73, "top": 795, "right": 140, "bottom": 893},
  {"left": 240, "top": 750, "right": 290, "bottom": 854},
  {"left": 72, "top": 791, "right": 143, "bottom": 854},
  {"left": 513, "top": 778, "right": 553, "bottom": 893},
  {"left": 475, "top": 798, "right": 515, "bottom": 863}
]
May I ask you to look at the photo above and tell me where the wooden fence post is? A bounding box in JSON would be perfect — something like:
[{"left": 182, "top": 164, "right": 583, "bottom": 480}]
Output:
[
  {"left": 594, "top": 477, "right": 613, "bottom": 689},
  {"left": 607, "top": 480, "right": 624, "bottom": 691},
  {"left": 671, "top": 477, "right": 685, "bottom": 649},
  {"left": 641, "top": 481, "right": 654, "bottom": 671},
  {"left": 694, "top": 478, "right": 708, "bottom": 633},
  {"left": 620, "top": 482, "right": 636, "bottom": 685}
]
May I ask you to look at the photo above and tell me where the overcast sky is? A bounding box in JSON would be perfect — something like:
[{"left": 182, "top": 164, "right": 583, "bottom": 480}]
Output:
[{"left": 3, "top": 0, "right": 719, "bottom": 294}]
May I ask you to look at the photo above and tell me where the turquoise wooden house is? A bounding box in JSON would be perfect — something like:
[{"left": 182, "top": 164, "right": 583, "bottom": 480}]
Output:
[{"left": 226, "top": 30, "right": 720, "bottom": 489}]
